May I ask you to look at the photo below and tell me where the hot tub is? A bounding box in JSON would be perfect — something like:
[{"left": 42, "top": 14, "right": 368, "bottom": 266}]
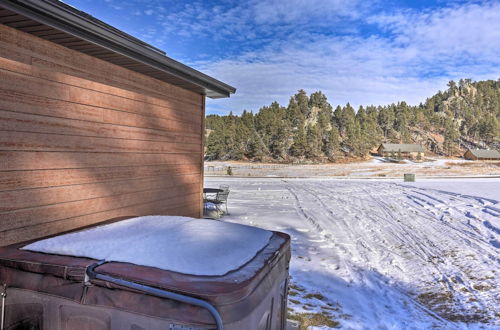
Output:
[{"left": 0, "top": 216, "right": 291, "bottom": 330}]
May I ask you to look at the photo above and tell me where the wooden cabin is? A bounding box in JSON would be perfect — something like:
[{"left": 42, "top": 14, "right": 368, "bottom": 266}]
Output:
[
  {"left": 377, "top": 143, "right": 425, "bottom": 159},
  {"left": 464, "top": 149, "right": 500, "bottom": 160},
  {"left": 0, "top": 0, "right": 235, "bottom": 246}
]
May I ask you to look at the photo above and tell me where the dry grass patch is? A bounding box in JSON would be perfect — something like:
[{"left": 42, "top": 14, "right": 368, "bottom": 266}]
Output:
[
  {"left": 289, "top": 284, "right": 305, "bottom": 292},
  {"left": 472, "top": 284, "right": 492, "bottom": 291},
  {"left": 418, "top": 290, "right": 491, "bottom": 323},
  {"left": 304, "top": 292, "right": 326, "bottom": 301},
  {"left": 288, "top": 312, "right": 340, "bottom": 329},
  {"left": 417, "top": 291, "right": 453, "bottom": 307},
  {"left": 445, "top": 162, "right": 477, "bottom": 167},
  {"left": 445, "top": 161, "right": 500, "bottom": 167}
]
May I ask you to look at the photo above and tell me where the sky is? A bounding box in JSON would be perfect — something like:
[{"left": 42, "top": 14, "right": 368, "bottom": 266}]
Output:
[{"left": 64, "top": 0, "right": 500, "bottom": 115}]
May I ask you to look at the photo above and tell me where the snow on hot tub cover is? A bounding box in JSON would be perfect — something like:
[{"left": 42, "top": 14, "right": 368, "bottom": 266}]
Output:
[{"left": 22, "top": 216, "right": 273, "bottom": 276}]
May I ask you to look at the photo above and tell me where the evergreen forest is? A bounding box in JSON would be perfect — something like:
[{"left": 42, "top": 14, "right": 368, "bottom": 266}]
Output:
[{"left": 205, "top": 79, "right": 500, "bottom": 162}]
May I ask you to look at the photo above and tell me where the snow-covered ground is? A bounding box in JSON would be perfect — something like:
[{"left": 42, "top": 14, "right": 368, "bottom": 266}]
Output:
[
  {"left": 402, "top": 179, "right": 500, "bottom": 201},
  {"left": 205, "top": 177, "right": 500, "bottom": 329},
  {"left": 205, "top": 158, "right": 500, "bottom": 178}
]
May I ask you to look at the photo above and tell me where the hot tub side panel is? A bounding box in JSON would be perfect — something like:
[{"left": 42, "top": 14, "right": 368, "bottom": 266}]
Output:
[{"left": 0, "top": 232, "right": 291, "bottom": 330}]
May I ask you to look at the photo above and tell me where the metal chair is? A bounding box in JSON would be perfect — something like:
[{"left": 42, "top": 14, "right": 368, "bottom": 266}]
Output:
[
  {"left": 212, "top": 190, "right": 230, "bottom": 215},
  {"left": 219, "top": 184, "right": 229, "bottom": 192}
]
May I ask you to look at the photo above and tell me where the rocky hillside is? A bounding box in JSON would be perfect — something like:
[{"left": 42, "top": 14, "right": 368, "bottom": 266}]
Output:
[{"left": 205, "top": 79, "right": 499, "bottom": 161}]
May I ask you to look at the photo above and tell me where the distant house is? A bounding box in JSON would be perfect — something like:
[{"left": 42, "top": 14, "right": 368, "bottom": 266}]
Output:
[
  {"left": 377, "top": 144, "right": 425, "bottom": 159},
  {"left": 464, "top": 149, "right": 500, "bottom": 160}
]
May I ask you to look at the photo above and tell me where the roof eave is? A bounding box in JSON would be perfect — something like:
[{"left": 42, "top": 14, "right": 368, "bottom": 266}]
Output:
[{"left": 0, "top": 0, "right": 236, "bottom": 98}]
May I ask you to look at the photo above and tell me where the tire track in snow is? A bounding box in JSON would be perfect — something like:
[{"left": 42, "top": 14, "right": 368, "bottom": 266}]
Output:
[
  {"left": 371, "top": 184, "right": 496, "bottom": 323},
  {"left": 285, "top": 180, "right": 373, "bottom": 262},
  {"left": 208, "top": 177, "right": 499, "bottom": 327},
  {"left": 283, "top": 180, "right": 451, "bottom": 326},
  {"left": 375, "top": 184, "right": 499, "bottom": 322},
  {"left": 284, "top": 180, "right": 394, "bottom": 322},
  {"left": 286, "top": 180, "right": 498, "bottom": 324},
  {"left": 402, "top": 185, "right": 499, "bottom": 259},
  {"left": 283, "top": 180, "right": 364, "bottom": 272}
]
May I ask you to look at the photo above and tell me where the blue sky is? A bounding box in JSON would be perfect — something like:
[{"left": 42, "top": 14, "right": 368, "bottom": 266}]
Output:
[{"left": 64, "top": 0, "right": 500, "bottom": 114}]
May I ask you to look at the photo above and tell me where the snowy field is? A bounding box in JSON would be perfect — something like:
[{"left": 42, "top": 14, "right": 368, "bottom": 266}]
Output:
[
  {"left": 205, "top": 158, "right": 500, "bottom": 178},
  {"left": 205, "top": 177, "right": 500, "bottom": 329}
]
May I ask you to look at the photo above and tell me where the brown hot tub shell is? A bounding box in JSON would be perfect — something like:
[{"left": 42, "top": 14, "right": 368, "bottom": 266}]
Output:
[{"left": 0, "top": 218, "right": 291, "bottom": 330}]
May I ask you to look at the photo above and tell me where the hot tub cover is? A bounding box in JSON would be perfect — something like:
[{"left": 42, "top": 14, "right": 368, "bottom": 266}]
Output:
[
  {"left": 0, "top": 216, "right": 291, "bottom": 325},
  {"left": 22, "top": 216, "right": 273, "bottom": 276}
]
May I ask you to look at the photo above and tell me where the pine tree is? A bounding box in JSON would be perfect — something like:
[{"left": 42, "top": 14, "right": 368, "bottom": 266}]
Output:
[
  {"left": 378, "top": 106, "right": 395, "bottom": 138},
  {"left": 323, "top": 126, "right": 340, "bottom": 159},
  {"left": 290, "top": 126, "right": 307, "bottom": 157},
  {"left": 333, "top": 105, "right": 343, "bottom": 130},
  {"left": 359, "top": 117, "right": 381, "bottom": 154},
  {"left": 345, "top": 117, "right": 362, "bottom": 156},
  {"left": 309, "top": 91, "right": 330, "bottom": 110},
  {"left": 306, "top": 125, "right": 322, "bottom": 158},
  {"left": 356, "top": 106, "right": 367, "bottom": 125},
  {"left": 205, "top": 126, "right": 228, "bottom": 160},
  {"left": 477, "top": 116, "right": 499, "bottom": 144},
  {"left": 334, "top": 104, "right": 355, "bottom": 137},
  {"left": 246, "top": 129, "right": 267, "bottom": 160},
  {"left": 241, "top": 110, "right": 255, "bottom": 129},
  {"left": 443, "top": 119, "right": 460, "bottom": 156},
  {"left": 294, "top": 90, "right": 310, "bottom": 117},
  {"left": 286, "top": 97, "right": 305, "bottom": 129}
]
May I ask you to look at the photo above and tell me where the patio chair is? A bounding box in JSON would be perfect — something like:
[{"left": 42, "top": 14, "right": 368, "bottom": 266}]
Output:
[
  {"left": 219, "top": 184, "right": 230, "bottom": 192},
  {"left": 212, "top": 189, "right": 230, "bottom": 215}
]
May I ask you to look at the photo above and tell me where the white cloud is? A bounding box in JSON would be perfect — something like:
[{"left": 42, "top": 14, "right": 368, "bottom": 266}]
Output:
[
  {"left": 115, "top": 0, "right": 499, "bottom": 114},
  {"left": 203, "top": 1, "right": 500, "bottom": 113},
  {"left": 252, "top": 0, "right": 363, "bottom": 24},
  {"left": 370, "top": 1, "right": 500, "bottom": 62},
  {"left": 149, "top": 0, "right": 365, "bottom": 41}
]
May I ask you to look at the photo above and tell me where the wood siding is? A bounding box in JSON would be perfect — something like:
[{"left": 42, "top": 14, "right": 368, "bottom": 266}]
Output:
[
  {"left": 464, "top": 151, "right": 478, "bottom": 160},
  {"left": 0, "top": 24, "right": 204, "bottom": 246}
]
